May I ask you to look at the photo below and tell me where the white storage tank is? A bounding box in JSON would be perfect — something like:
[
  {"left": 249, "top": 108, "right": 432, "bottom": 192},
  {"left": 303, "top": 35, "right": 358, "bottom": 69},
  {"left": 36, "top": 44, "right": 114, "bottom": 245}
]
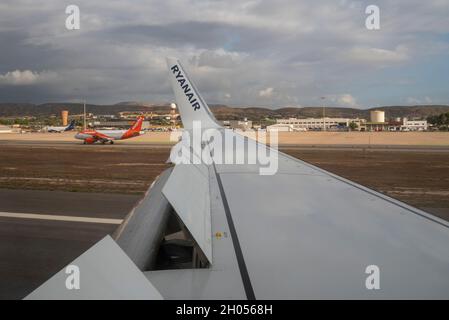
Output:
[{"left": 370, "top": 110, "right": 385, "bottom": 123}]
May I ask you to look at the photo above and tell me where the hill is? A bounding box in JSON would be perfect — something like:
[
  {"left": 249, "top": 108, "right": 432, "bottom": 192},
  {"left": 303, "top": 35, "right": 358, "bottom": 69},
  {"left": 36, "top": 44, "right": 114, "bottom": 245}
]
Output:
[
  {"left": 1, "top": 102, "right": 448, "bottom": 121},
  {"left": 0, "top": 103, "right": 165, "bottom": 117},
  {"left": 201, "top": 105, "right": 449, "bottom": 121}
]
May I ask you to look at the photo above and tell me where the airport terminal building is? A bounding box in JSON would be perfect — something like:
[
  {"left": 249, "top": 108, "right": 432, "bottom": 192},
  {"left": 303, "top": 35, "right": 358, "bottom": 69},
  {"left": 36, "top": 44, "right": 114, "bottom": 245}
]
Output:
[
  {"left": 268, "top": 112, "right": 428, "bottom": 132},
  {"left": 268, "top": 117, "right": 366, "bottom": 131}
]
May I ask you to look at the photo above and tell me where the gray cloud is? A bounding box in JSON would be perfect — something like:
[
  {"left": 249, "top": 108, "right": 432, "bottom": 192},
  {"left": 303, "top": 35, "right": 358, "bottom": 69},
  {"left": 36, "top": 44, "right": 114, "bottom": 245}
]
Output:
[{"left": 0, "top": 0, "right": 448, "bottom": 107}]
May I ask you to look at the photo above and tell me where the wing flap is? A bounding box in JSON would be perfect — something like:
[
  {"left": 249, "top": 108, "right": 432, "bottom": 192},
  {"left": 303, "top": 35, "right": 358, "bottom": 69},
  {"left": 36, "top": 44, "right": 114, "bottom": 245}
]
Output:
[
  {"left": 162, "top": 157, "right": 212, "bottom": 263},
  {"left": 25, "top": 236, "right": 163, "bottom": 300}
]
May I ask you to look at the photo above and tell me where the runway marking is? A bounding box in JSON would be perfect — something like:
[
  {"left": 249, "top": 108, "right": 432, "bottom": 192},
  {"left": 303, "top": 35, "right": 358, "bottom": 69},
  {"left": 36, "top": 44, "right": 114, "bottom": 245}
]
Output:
[
  {"left": 0, "top": 177, "right": 145, "bottom": 186},
  {"left": 0, "top": 211, "right": 123, "bottom": 224}
]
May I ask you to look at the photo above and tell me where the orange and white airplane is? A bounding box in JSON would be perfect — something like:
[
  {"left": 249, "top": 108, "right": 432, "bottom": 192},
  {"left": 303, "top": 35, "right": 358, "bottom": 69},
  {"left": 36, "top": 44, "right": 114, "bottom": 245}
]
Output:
[{"left": 75, "top": 116, "right": 144, "bottom": 144}]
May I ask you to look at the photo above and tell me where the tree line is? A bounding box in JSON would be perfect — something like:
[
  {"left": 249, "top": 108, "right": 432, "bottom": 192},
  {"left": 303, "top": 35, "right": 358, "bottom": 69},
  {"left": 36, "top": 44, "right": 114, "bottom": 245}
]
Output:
[{"left": 427, "top": 112, "right": 449, "bottom": 130}]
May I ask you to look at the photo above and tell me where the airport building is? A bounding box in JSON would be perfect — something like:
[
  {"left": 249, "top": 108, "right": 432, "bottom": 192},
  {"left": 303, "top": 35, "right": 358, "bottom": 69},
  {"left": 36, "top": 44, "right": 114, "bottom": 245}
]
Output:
[
  {"left": 266, "top": 123, "right": 305, "bottom": 132},
  {"left": 268, "top": 117, "right": 366, "bottom": 131},
  {"left": 61, "top": 110, "right": 69, "bottom": 126},
  {"left": 370, "top": 110, "right": 385, "bottom": 123},
  {"left": 0, "top": 125, "right": 13, "bottom": 133},
  {"left": 268, "top": 111, "right": 428, "bottom": 132},
  {"left": 221, "top": 119, "right": 253, "bottom": 131},
  {"left": 402, "top": 119, "right": 428, "bottom": 131},
  {"left": 364, "top": 110, "right": 388, "bottom": 131},
  {"left": 364, "top": 111, "right": 428, "bottom": 131},
  {"left": 118, "top": 111, "right": 180, "bottom": 121}
]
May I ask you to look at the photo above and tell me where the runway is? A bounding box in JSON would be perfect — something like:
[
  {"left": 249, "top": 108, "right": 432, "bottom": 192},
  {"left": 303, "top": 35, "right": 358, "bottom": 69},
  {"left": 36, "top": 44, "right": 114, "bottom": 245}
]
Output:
[
  {"left": 0, "top": 139, "right": 174, "bottom": 148},
  {"left": 0, "top": 189, "right": 140, "bottom": 218},
  {"left": 0, "top": 140, "right": 449, "bottom": 153}
]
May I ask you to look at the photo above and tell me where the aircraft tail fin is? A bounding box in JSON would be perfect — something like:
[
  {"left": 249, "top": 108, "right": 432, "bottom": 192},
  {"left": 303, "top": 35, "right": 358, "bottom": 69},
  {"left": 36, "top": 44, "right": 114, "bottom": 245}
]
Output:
[
  {"left": 129, "top": 116, "right": 144, "bottom": 132},
  {"left": 166, "top": 57, "right": 221, "bottom": 130},
  {"left": 65, "top": 120, "right": 76, "bottom": 131}
]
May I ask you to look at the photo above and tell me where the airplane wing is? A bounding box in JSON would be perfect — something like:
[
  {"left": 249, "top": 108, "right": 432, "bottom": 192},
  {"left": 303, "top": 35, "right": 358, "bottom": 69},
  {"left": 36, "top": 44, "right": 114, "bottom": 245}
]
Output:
[
  {"left": 26, "top": 57, "right": 449, "bottom": 299},
  {"left": 145, "top": 58, "right": 449, "bottom": 299}
]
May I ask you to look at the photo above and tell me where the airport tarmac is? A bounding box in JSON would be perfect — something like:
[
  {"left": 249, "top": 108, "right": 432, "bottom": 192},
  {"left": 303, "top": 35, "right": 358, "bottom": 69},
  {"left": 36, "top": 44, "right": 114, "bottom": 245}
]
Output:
[
  {"left": 2, "top": 140, "right": 449, "bottom": 153},
  {"left": 0, "top": 189, "right": 141, "bottom": 300}
]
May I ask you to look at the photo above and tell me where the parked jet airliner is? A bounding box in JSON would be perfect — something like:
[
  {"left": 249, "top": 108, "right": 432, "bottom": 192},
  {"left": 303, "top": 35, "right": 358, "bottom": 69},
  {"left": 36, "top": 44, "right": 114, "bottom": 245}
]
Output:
[
  {"left": 47, "top": 120, "right": 76, "bottom": 133},
  {"left": 74, "top": 116, "right": 144, "bottom": 144}
]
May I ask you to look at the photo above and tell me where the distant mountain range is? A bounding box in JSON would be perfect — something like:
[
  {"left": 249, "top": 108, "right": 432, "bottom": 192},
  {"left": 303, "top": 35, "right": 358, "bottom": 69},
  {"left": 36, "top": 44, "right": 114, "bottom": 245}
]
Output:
[{"left": 1, "top": 102, "right": 449, "bottom": 121}]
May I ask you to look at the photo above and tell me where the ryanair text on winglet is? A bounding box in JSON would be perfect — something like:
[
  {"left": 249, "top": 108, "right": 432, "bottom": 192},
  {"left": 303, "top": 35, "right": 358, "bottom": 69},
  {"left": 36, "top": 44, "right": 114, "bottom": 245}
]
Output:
[{"left": 171, "top": 64, "right": 201, "bottom": 111}]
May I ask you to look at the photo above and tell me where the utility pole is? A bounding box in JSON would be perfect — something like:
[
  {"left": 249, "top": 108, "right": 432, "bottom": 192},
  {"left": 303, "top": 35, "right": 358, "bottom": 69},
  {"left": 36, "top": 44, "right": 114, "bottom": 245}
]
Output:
[
  {"left": 83, "top": 100, "right": 86, "bottom": 130},
  {"left": 321, "top": 97, "right": 326, "bottom": 131}
]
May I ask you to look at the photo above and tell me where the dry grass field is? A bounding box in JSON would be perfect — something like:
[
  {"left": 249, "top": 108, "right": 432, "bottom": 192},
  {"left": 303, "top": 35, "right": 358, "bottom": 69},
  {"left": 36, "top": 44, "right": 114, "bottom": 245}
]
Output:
[
  {"left": 273, "top": 131, "right": 449, "bottom": 146},
  {"left": 0, "top": 145, "right": 171, "bottom": 193}
]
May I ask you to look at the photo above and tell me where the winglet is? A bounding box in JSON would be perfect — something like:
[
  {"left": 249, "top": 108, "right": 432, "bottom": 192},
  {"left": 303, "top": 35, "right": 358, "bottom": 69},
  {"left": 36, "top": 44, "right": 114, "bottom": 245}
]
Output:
[{"left": 166, "top": 57, "right": 221, "bottom": 129}]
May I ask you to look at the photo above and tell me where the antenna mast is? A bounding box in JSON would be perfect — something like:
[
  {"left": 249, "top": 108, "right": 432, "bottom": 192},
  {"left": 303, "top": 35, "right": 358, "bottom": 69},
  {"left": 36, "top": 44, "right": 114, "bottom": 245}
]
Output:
[{"left": 83, "top": 100, "right": 86, "bottom": 130}]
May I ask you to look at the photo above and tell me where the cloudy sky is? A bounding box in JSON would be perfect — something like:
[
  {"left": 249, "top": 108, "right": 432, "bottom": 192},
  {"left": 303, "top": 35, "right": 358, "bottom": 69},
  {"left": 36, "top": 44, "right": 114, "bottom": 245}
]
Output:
[{"left": 0, "top": 0, "right": 448, "bottom": 108}]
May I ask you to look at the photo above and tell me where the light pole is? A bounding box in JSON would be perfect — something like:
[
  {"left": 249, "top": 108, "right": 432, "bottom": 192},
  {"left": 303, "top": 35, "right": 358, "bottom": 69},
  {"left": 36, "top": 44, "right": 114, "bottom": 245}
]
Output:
[
  {"left": 320, "top": 97, "right": 326, "bottom": 131},
  {"left": 83, "top": 100, "right": 86, "bottom": 130}
]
